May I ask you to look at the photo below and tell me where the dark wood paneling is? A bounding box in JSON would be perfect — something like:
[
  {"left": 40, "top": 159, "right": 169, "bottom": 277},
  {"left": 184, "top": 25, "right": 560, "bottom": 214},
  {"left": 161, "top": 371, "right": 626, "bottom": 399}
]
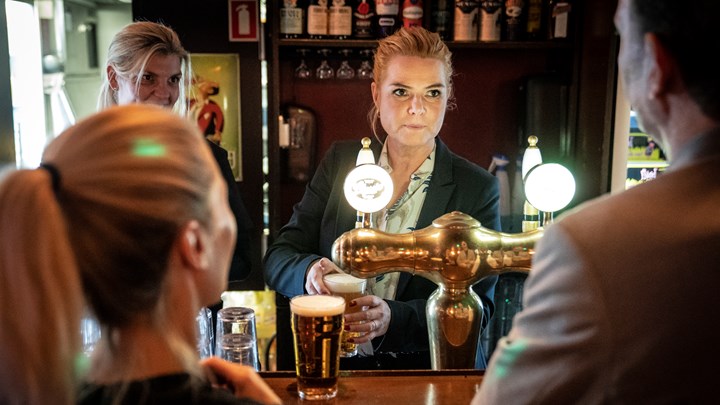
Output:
[{"left": 573, "top": 0, "right": 619, "bottom": 205}]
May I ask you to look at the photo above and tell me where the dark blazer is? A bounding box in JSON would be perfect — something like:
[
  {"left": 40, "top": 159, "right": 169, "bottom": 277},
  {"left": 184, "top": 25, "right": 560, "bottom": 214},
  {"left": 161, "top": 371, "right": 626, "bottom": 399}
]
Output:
[
  {"left": 207, "top": 140, "right": 253, "bottom": 283},
  {"left": 264, "top": 138, "right": 500, "bottom": 369}
]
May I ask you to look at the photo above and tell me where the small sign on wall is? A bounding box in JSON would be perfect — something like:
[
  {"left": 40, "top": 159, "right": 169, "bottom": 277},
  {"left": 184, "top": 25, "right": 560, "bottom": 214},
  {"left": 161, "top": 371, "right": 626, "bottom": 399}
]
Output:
[{"left": 228, "top": 0, "right": 259, "bottom": 42}]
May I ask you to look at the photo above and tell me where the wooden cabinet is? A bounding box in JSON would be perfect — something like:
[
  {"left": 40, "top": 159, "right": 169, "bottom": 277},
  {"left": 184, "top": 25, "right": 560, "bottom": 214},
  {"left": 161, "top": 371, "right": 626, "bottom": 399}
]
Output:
[{"left": 265, "top": 1, "right": 618, "bottom": 240}]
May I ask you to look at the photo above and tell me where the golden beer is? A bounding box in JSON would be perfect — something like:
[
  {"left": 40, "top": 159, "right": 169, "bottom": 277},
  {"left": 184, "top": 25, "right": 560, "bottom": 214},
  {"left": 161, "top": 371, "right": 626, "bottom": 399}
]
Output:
[
  {"left": 323, "top": 273, "right": 367, "bottom": 357},
  {"left": 290, "top": 295, "right": 345, "bottom": 400}
]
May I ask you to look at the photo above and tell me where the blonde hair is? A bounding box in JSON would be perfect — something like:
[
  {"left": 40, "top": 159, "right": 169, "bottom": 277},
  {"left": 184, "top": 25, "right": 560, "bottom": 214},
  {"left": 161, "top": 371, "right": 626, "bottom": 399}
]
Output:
[
  {"left": 0, "top": 104, "right": 219, "bottom": 403},
  {"left": 98, "top": 21, "right": 192, "bottom": 115},
  {"left": 369, "top": 27, "right": 455, "bottom": 139},
  {"left": 0, "top": 169, "right": 84, "bottom": 404},
  {"left": 42, "top": 104, "right": 216, "bottom": 340}
]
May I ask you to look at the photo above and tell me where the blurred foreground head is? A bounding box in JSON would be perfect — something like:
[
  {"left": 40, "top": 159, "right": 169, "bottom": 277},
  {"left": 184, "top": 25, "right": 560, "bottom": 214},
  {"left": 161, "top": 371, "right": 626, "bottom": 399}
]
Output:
[{"left": 0, "top": 104, "right": 233, "bottom": 404}]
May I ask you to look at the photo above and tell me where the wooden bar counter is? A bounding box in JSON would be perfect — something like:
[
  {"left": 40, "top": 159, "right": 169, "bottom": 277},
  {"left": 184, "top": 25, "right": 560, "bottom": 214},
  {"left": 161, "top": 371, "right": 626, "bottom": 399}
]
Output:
[{"left": 259, "top": 369, "right": 484, "bottom": 404}]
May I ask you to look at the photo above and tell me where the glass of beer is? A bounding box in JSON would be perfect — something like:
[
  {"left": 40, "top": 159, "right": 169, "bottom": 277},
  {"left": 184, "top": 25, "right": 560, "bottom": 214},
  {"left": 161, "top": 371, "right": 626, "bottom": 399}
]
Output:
[
  {"left": 323, "top": 273, "right": 367, "bottom": 357},
  {"left": 290, "top": 294, "right": 345, "bottom": 400}
]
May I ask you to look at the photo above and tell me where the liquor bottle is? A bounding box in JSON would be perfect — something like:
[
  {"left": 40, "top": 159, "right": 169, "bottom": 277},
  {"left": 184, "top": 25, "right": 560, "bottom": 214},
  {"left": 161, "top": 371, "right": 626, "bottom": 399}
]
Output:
[
  {"left": 454, "top": 1, "right": 479, "bottom": 42},
  {"left": 525, "top": 0, "right": 544, "bottom": 40},
  {"left": 479, "top": 0, "right": 502, "bottom": 42},
  {"left": 353, "top": 0, "right": 376, "bottom": 39},
  {"left": 329, "top": 0, "right": 353, "bottom": 39},
  {"left": 280, "top": 0, "right": 306, "bottom": 39},
  {"left": 401, "top": 0, "right": 423, "bottom": 29},
  {"left": 430, "top": 0, "right": 453, "bottom": 40},
  {"left": 547, "top": 0, "right": 571, "bottom": 40},
  {"left": 375, "top": 0, "right": 401, "bottom": 38},
  {"left": 307, "top": 0, "right": 329, "bottom": 39},
  {"left": 503, "top": 0, "right": 525, "bottom": 41}
]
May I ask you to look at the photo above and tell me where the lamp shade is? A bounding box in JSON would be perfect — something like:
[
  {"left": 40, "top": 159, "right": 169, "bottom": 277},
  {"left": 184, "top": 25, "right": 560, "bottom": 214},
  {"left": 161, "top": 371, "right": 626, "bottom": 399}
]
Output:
[
  {"left": 522, "top": 135, "right": 543, "bottom": 182},
  {"left": 343, "top": 164, "right": 394, "bottom": 213},
  {"left": 524, "top": 163, "right": 576, "bottom": 213},
  {"left": 356, "top": 137, "right": 375, "bottom": 165}
]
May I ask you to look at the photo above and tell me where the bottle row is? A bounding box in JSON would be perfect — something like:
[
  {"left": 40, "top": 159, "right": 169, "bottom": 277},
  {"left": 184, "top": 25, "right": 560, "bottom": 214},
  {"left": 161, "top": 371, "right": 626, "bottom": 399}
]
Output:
[{"left": 279, "top": 0, "right": 572, "bottom": 43}]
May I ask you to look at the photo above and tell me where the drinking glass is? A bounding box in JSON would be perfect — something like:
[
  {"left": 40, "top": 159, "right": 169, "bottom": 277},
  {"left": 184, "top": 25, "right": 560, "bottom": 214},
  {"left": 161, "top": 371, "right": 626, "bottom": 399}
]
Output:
[
  {"left": 196, "top": 306, "right": 214, "bottom": 359},
  {"left": 216, "top": 333, "right": 257, "bottom": 366},
  {"left": 316, "top": 48, "right": 334, "bottom": 80},
  {"left": 290, "top": 295, "right": 345, "bottom": 400},
  {"left": 323, "top": 273, "right": 367, "bottom": 357},
  {"left": 295, "top": 48, "right": 312, "bottom": 79},
  {"left": 215, "top": 307, "right": 260, "bottom": 370},
  {"left": 80, "top": 310, "right": 101, "bottom": 356},
  {"left": 336, "top": 49, "right": 355, "bottom": 80},
  {"left": 357, "top": 49, "right": 374, "bottom": 80}
]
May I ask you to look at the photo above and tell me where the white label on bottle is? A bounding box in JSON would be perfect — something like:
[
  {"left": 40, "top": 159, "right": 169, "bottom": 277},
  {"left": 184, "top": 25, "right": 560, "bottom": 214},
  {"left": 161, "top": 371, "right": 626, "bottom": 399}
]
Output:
[
  {"left": 378, "top": 17, "right": 396, "bottom": 27},
  {"left": 454, "top": 7, "right": 479, "bottom": 41},
  {"left": 307, "top": 5, "right": 328, "bottom": 35},
  {"left": 329, "top": 6, "right": 352, "bottom": 35},
  {"left": 480, "top": 8, "right": 501, "bottom": 41},
  {"left": 554, "top": 5, "right": 569, "bottom": 38},
  {"left": 376, "top": 0, "right": 400, "bottom": 15},
  {"left": 403, "top": 6, "right": 423, "bottom": 20},
  {"left": 281, "top": 8, "right": 304, "bottom": 34}
]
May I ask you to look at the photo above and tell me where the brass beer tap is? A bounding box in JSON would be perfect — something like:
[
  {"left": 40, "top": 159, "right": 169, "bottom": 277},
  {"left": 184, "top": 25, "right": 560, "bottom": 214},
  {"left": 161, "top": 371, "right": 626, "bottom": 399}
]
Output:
[{"left": 331, "top": 211, "right": 543, "bottom": 369}]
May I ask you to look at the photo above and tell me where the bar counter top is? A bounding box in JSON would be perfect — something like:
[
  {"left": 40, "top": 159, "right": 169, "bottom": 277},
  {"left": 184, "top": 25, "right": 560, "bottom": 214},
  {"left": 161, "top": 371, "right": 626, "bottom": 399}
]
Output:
[{"left": 259, "top": 369, "right": 484, "bottom": 404}]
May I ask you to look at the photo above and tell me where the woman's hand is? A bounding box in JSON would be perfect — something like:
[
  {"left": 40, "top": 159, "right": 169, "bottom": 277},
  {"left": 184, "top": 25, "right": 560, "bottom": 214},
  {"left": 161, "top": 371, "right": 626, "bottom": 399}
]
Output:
[
  {"left": 344, "top": 295, "right": 391, "bottom": 343},
  {"left": 304, "top": 257, "right": 341, "bottom": 295},
  {"left": 201, "top": 357, "right": 282, "bottom": 405}
]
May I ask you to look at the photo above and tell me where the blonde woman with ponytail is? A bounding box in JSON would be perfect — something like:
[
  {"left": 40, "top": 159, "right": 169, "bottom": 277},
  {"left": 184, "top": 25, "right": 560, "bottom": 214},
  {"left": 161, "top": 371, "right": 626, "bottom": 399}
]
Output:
[{"left": 0, "top": 105, "right": 279, "bottom": 404}]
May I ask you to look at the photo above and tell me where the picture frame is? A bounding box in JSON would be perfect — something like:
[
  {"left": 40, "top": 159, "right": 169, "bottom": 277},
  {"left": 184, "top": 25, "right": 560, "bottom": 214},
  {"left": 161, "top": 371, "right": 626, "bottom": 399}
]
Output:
[{"left": 189, "top": 53, "right": 243, "bottom": 181}]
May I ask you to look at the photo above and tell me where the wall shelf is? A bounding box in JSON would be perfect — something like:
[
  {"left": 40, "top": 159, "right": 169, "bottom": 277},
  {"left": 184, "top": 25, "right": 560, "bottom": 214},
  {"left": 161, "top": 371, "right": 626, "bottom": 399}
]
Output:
[{"left": 277, "top": 38, "right": 573, "bottom": 50}]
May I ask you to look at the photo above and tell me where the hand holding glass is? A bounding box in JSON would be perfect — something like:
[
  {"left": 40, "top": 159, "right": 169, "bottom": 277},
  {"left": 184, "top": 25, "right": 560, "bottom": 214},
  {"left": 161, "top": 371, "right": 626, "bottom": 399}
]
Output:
[{"left": 323, "top": 273, "right": 367, "bottom": 357}]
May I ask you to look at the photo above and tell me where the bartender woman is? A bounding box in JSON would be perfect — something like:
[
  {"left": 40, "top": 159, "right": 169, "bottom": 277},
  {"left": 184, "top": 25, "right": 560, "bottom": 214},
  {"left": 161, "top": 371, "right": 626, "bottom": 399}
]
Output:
[{"left": 264, "top": 26, "right": 500, "bottom": 370}]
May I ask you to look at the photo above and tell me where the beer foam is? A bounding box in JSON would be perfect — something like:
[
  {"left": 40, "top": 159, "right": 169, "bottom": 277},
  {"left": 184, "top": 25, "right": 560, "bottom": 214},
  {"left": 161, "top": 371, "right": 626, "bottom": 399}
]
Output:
[
  {"left": 291, "top": 295, "right": 346, "bottom": 316},
  {"left": 323, "top": 273, "right": 367, "bottom": 293}
]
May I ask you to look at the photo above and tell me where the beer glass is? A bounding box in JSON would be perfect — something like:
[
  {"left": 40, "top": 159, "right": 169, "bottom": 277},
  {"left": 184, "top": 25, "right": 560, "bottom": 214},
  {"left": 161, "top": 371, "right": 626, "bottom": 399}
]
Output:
[
  {"left": 290, "top": 295, "right": 345, "bottom": 400},
  {"left": 323, "top": 273, "right": 367, "bottom": 357}
]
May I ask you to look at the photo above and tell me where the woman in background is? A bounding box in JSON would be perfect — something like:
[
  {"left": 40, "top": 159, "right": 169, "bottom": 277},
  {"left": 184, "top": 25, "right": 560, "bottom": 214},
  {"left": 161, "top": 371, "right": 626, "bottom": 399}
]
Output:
[{"left": 99, "top": 20, "right": 253, "bottom": 287}]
